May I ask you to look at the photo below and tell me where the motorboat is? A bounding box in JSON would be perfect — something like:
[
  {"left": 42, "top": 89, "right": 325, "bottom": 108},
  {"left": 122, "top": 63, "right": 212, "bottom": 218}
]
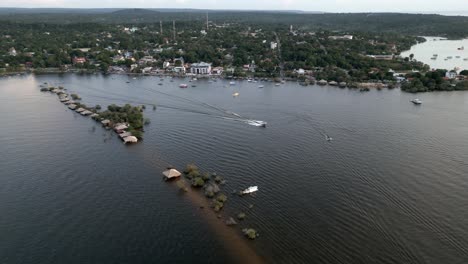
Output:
[
  {"left": 241, "top": 186, "right": 258, "bottom": 195},
  {"left": 258, "top": 85, "right": 264, "bottom": 88},
  {"left": 325, "top": 135, "right": 333, "bottom": 141},
  {"left": 411, "top": 98, "right": 422, "bottom": 105},
  {"left": 458, "top": 46, "right": 465, "bottom": 50},
  {"left": 230, "top": 81, "right": 236, "bottom": 85},
  {"left": 247, "top": 120, "right": 267, "bottom": 127},
  {"left": 179, "top": 84, "right": 188, "bottom": 88},
  {"left": 232, "top": 92, "right": 240, "bottom": 97}
]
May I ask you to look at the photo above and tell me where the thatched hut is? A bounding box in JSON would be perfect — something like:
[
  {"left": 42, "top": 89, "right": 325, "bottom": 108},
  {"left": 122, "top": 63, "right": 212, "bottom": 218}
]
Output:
[
  {"left": 114, "top": 123, "right": 129, "bottom": 131},
  {"left": 162, "top": 169, "right": 182, "bottom": 180},
  {"left": 119, "top": 132, "right": 132, "bottom": 139},
  {"left": 101, "top": 119, "right": 111, "bottom": 126},
  {"left": 123, "top": 136, "right": 138, "bottom": 144}
]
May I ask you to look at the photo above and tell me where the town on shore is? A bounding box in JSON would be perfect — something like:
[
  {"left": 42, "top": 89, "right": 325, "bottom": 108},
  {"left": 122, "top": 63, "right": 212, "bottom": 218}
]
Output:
[{"left": 1, "top": 9, "right": 468, "bottom": 92}]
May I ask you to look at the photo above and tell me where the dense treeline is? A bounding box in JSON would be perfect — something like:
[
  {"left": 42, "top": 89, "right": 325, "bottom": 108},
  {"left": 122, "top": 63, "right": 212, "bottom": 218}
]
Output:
[{"left": 1, "top": 10, "right": 468, "bottom": 38}]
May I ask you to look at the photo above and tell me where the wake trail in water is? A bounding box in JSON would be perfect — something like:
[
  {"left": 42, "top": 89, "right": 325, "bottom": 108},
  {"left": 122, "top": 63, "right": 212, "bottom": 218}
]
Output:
[{"left": 68, "top": 82, "right": 265, "bottom": 127}]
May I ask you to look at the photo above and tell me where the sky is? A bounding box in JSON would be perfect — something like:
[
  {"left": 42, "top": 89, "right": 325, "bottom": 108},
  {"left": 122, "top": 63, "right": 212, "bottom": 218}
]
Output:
[{"left": 1, "top": 0, "right": 468, "bottom": 13}]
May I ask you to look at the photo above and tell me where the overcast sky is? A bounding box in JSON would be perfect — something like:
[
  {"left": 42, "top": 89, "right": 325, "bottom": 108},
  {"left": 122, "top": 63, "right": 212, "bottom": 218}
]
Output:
[{"left": 2, "top": 0, "right": 468, "bottom": 13}]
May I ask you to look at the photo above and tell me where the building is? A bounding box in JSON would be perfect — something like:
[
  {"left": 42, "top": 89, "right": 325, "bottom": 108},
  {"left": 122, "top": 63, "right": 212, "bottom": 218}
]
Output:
[
  {"left": 270, "top": 42, "right": 278, "bottom": 50},
  {"left": 212, "top": 67, "right": 224, "bottom": 75},
  {"left": 446, "top": 71, "right": 457, "bottom": 79},
  {"left": 329, "top": 35, "right": 354, "bottom": 40},
  {"left": 8, "top": 47, "right": 17, "bottom": 56},
  {"left": 72, "top": 57, "right": 86, "bottom": 64},
  {"left": 366, "top": 55, "right": 394, "bottom": 61},
  {"left": 190, "top": 62, "right": 212, "bottom": 75}
]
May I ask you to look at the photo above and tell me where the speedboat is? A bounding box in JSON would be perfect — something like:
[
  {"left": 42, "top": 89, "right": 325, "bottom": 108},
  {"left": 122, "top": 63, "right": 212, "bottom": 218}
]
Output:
[
  {"left": 325, "top": 135, "right": 333, "bottom": 141},
  {"left": 179, "top": 84, "right": 188, "bottom": 88},
  {"left": 247, "top": 120, "right": 267, "bottom": 127},
  {"left": 411, "top": 98, "right": 422, "bottom": 105},
  {"left": 241, "top": 186, "right": 258, "bottom": 195}
]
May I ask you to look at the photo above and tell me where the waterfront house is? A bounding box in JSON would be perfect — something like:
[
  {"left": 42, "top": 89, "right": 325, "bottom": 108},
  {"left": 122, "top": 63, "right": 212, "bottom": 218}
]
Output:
[
  {"left": 190, "top": 62, "right": 212, "bottom": 75},
  {"left": 72, "top": 57, "right": 86, "bottom": 64},
  {"left": 367, "top": 55, "right": 394, "bottom": 60},
  {"left": 119, "top": 132, "right": 132, "bottom": 139},
  {"left": 212, "top": 67, "right": 224, "bottom": 75},
  {"left": 101, "top": 119, "right": 111, "bottom": 126},
  {"left": 446, "top": 70, "right": 457, "bottom": 79},
  {"left": 123, "top": 136, "right": 138, "bottom": 144},
  {"left": 114, "top": 124, "right": 129, "bottom": 131},
  {"left": 81, "top": 110, "right": 93, "bottom": 116}
]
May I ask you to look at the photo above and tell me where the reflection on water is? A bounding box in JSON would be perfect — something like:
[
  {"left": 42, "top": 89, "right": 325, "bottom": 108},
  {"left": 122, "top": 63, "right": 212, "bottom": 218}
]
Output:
[
  {"left": 1, "top": 74, "right": 468, "bottom": 263},
  {"left": 401, "top": 37, "right": 468, "bottom": 71}
]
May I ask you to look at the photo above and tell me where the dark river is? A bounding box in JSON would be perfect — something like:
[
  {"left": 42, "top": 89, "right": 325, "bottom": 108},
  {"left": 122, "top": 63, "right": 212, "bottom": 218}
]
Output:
[{"left": 1, "top": 74, "right": 467, "bottom": 264}]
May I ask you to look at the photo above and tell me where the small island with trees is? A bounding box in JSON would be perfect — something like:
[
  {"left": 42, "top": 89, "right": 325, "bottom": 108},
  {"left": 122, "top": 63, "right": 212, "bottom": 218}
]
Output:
[{"left": 39, "top": 82, "right": 147, "bottom": 143}]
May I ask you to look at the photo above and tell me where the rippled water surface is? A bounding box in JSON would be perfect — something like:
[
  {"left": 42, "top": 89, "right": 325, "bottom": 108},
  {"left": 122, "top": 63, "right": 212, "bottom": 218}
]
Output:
[{"left": 1, "top": 74, "right": 468, "bottom": 263}]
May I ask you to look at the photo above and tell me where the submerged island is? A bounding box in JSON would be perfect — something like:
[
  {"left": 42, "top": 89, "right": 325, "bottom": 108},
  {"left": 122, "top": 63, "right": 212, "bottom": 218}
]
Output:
[{"left": 40, "top": 83, "right": 146, "bottom": 143}]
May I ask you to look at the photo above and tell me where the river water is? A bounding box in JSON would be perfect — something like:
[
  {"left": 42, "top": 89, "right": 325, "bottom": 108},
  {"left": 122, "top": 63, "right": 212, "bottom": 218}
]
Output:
[
  {"left": 1, "top": 74, "right": 468, "bottom": 263},
  {"left": 401, "top": 37, "right": 468, "bottom": 71}
]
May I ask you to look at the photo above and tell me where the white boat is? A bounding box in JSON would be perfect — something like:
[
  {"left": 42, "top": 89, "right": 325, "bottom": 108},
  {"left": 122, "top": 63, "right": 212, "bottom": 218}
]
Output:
[
  {"left": 411, "top": 98, "right": 422, "bottom": 105},
  {"left": 241, "top": 186, "right": 258, "bottom": 195},
  {"left": 230, "top": 81, "right": 236, "bottom": 85},
  {"left": 247, "top": 79, "right": 252, "bottom": 82},
  {"left": 275, "top": 83, "right": 281, "bottom": 86},
  {"left": 247, "top": 120, "right": 267, "bottom": 127},
  {"left": 233, "top": 92, "right": 240, "bottom": 97},
  {"left": 325, "top": 135, "right": 333, "bottom": 141},
  {"left": 258, "top": 85, "right": 264, "bottom": 88},
  {"left": 179, "top": 84, "right": 188, "bottom": 88}
]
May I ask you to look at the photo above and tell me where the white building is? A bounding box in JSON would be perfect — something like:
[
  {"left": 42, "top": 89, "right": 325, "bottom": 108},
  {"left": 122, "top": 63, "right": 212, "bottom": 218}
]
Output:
[
  {"left": 446, "top": 71, "right": 457, "bottom": 79},
  {"left": 329, "top": 35, "right": 354, "bottom": 40},
  {"left": 270, "top": 42, "right": 278, "bottom": 50},
  {"left": 190, "top": 62, "right": 212, "bottom": 75},
  {"left": 8, "top": 47, "right": 17, "bottom": 56}
]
